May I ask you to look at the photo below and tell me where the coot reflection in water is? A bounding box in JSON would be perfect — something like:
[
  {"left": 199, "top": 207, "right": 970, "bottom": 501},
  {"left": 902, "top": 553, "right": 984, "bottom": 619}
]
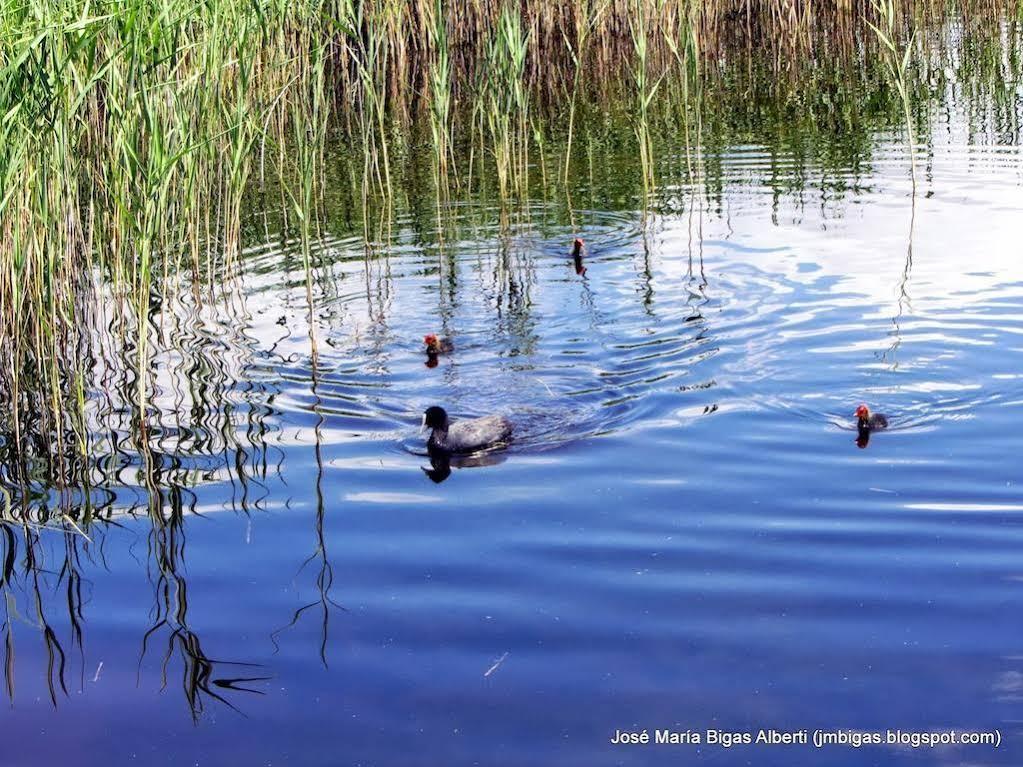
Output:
[{"left": 422, "top": 449, "right": 509, "bottom": 483}]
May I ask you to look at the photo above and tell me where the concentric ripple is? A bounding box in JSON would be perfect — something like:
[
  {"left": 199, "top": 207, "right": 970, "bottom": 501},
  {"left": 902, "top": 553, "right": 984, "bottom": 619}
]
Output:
[{"left": 218, "top": 141, "right": 1023, "bottom": 474}]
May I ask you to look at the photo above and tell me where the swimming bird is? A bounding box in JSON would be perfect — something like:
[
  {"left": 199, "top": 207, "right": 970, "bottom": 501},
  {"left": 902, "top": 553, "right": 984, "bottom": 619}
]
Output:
[
  {"left": 424, "top": 334, "right": 453, "bottom": 368},
  {"left": 422, "top": 406, "right": 513, "bottom": 454},
  {"left": 571, "top": 237, "right": 586, "bottom": 275},
  {"left": 855, "top": 404, "right": 888, "bottom": 448},
  {"left": 424, "top": 334, "right": 453, "bottom": 354}
]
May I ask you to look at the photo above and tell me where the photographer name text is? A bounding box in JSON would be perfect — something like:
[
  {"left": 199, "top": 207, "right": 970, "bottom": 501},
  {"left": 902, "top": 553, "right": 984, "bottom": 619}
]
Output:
[{"left": 610, "top": 728, "right": 1001, "bottom": 749}]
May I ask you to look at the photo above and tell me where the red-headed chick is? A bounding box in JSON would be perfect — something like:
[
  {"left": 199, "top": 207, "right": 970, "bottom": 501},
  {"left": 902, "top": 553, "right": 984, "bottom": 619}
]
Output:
[
  {"left": 424, "top": 334, "right": 453, "bottom": 355},
  {"left": 855, "top": 409, "right": 887, "bottom": 437}
]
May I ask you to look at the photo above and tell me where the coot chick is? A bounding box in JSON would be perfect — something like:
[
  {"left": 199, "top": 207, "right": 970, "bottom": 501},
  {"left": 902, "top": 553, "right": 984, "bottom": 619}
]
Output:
[
  {"left": 855, "top": 404, "right": 888, "bottom": 449},
  {"left": 422, "top": 406, "right": 513, "bottom": 454},
  {"left": 424, "top": 334, "right": 453, "bottom": 354},
  {"left": 424, "top": 334, "right": 453, "bottom": 368},
  {"left": 571, "top": 237, "right": 586, "bottom": 275}
]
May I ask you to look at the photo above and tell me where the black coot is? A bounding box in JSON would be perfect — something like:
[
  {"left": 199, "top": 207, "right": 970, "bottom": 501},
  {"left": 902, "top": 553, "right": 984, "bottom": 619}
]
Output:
[{"left": 422, "top": 406, "right": 513, "bottom": 454}]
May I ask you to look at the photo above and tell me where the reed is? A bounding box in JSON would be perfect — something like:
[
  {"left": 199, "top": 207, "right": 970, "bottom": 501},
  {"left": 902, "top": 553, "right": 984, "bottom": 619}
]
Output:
[
  {"left": 628, "top": 0, "right": 661, "bottom": 199},
  {"left": 868, "top": 0, "right": 919, "bottom": 187},
  {"left": 427, "top": 0, "right": 453, "bottom": 190}
]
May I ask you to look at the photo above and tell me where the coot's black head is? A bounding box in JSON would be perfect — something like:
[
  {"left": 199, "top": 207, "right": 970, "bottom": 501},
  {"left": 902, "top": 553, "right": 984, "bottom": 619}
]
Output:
[{"left": 423, "top": 406, "right": 449, "bottom": 430}]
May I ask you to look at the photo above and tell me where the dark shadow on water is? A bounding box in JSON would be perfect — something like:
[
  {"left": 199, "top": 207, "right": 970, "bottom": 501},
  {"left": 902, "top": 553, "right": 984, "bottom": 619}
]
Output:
[{"left": 422, "top": 448, "right": 509, "bottom": 484}]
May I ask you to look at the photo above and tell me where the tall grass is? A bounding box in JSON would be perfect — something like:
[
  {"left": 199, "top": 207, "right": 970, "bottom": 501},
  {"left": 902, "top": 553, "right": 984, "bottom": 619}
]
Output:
[
  {"left": 0, "top": 0, "right": 338, "bottom": 498},
  {"left": 476, "top": 3, "right": 531, "bottom": 198}
]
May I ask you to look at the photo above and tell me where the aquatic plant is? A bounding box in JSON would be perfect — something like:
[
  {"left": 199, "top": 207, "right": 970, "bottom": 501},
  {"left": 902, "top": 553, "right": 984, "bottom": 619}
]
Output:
[{"left": 868, "top": 0, "right": 919, "bottom": 186}]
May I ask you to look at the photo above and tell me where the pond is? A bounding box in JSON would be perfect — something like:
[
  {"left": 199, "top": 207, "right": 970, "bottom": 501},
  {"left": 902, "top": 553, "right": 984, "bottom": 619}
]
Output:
[{"left": 3, "top": 16, "right": 1023, "bottom": 767}]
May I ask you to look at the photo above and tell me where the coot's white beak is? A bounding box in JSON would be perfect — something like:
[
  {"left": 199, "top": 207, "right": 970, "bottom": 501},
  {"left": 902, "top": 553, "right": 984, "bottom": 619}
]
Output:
[{"left": 420, "top": 413, "right": 427, "bottom": 434}]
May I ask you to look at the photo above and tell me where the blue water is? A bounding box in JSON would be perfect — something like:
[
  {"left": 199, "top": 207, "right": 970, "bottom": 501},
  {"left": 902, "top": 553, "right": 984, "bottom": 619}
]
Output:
[{"left": 3, "top": 138, "right": 1023, "bottom": 766}]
